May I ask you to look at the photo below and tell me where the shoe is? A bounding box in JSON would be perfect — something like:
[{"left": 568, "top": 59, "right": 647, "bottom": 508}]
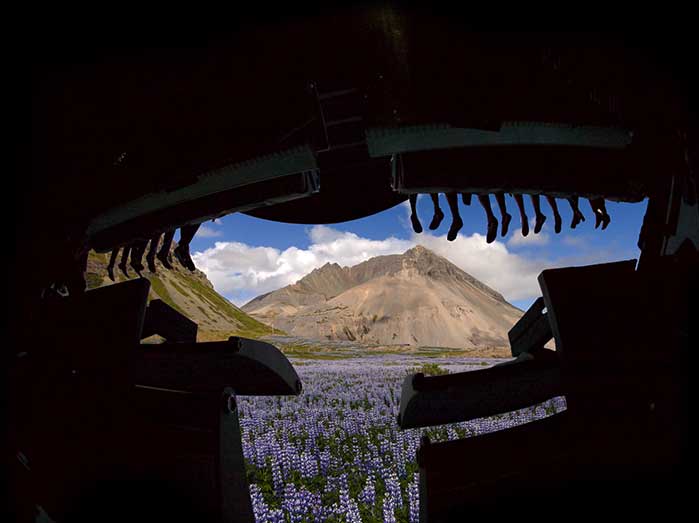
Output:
[
  {"left": 107, "top": 265, "right": 115, "bottom": 282},
  {"left": 571, "top": 210, "right": 585, "bottom": 229},
  {"left": 553, "top": 214, "right": 562, "bottom": 234},
  {"left": 486, "top": 218, "right": 498, "bottom": 244},
  {"left": 501, "top": 212, "right": 512, "bottom": 237},
  {"left": 174, "top": 245, "right": 196, "bottom": 271},
  {"left": 118, "top": 262, "right": 130, "bottom": 278},
  {"left": 130, "top": 260, "right": 144, "bottom": 277},
  {"left": 601, "top": 214, "right": 611, "bottom": 230},
  {"left": 429, "top": 208, "right": 444, "bottom": 230},
  {"left": 534, "top": 214, "right": 546, "bottom": 234},
  {"left": 594, "top": 210, "right": 603, "bottom": 229},
  {"left": 447, "top": 216, "right": 463, "bottom": 241},
  {"left": 410, "top": 213, "right": 423, "bottom": 234},
  {"left": 156, "top": 251, "right": 173, "bottom": 270},
  {"left": 521, "top": 218, "right": 529, "bottom": 237}
]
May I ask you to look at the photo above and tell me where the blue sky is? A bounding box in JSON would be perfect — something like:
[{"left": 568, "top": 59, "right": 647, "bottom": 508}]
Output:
[{"left": 189, "top": 194, "right": 647, "bottom": 311}]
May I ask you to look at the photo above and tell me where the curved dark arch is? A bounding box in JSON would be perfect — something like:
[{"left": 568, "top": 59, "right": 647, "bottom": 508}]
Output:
[{"left": 26, "top": 10, "right": 695, "bottom": 293}]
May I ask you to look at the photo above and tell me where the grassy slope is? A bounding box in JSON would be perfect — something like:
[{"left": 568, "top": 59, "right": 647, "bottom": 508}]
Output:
[{"left": 86, "top": 250, "right": 283, "bottom": 341}]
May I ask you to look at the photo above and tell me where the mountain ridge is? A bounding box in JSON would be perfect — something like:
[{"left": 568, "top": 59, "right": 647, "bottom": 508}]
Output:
[{"left": 242, "top": 245, "right": 522, "bottom": 349}]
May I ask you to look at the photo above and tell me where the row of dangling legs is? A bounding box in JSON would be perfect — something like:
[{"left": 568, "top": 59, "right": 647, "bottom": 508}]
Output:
[
  {"left": 106, "top": 223, "right": 201, "bottom": 281},
  {"left": 410, "top": 193, "right": 610, "bottom": 243}
]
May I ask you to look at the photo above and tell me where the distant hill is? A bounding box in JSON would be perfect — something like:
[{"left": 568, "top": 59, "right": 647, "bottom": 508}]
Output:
[
  {"left": 242, "top": 245, "right": 523, "bottom": 349},
  {"left": 86, "top": 246, "right": 283, "bottom": 341}
]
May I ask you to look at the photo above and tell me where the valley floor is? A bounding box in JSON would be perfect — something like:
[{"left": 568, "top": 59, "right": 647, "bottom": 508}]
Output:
[
  {"left": 239, "top": 355, "right": 566, "bottom": 523},
  {"left": 260, "top": 335, "right": 514, "bottom": 360}
]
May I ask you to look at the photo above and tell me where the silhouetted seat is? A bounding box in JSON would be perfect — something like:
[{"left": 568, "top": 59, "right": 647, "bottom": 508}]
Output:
[
  {"left": 416, "top": 412, "right": 570, "bottom": 519},
  {"left": 414, "top": 259, "right": 686, "bottom": 521},
  {"left": 399, "top": 294, "right": 559, "bottom": 430},
  {"left": 538, "top": 259, "right": 639, "bottom": 414},
  {"left": 16, "top": 279, "right": 299, "bottom": 523},
  {"left": 397, "top": 350, "right": 561, "bottom": 429},
  {"left": 508, "top": 296, "right": 553, "bottom": 356},
  {"left": 141, "top": 299, "right": 198, "bottom": 343}
]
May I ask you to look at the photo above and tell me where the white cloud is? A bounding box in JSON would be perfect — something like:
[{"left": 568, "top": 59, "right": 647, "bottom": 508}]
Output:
[
  {"left": 561, "top": 236, "right": 586, "bottom": 247},
  {"left": 197, "top": 225, "right": 224, "bottom": 238},
  {"left": 192, "top": 226, "right": 412, "bottom": 305},
  {"left": 410, "top": 232, "right": 549, "bottom": 302},
  {"left": 192, "top": 224, "right": 623, "bottom": 308},
  {"left": 507, "top": 231, "right": 550, "bottom": 247}
]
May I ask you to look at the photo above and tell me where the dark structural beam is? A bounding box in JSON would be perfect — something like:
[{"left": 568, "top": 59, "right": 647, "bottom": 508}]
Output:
[
  {"left": 89, "top": 164, "right": 319, "bottom": 252},
  {"left": 398, "top": 350, "right": 561, "bottom": 430},
  {"left": 391, "top": 142, "right": 652, "bottom": 202},
  {"left": 246, "top": 147, "right": 407, "bottom": 224},
  {"left": 133, "top": 336, "right": 302, "bottom": 396}
]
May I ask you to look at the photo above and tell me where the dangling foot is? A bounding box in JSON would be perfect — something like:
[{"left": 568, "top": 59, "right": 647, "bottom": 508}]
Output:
[
  {"left": 447, "top": 216, "right": 463, "bottom": 241},
  {"left": 174, "top": 245, "right": 196, "bottom": 271},
  {"left": 118, "top": 262, "right": 130, "bottom": 278},
  {"left": 594, "top": 210, "right": 603, "bottom": 229},
  {"left": 156, "top": 251, "right": 173, "bottom": 270},
  {"left": 553, "top": 213, "right": 562, "bottom": 234},
  {"left": 107, "top": 265, "right": 115, "bottom": 282},
  {"left": 534, "top": 213, "right": 546, "bottom": 234},
  {"left": 146, "top": 254, "right": 157, "bottom": 273},
  {"left": 571, "top": 210, "right": 585, "bottom": 229},
  {"left": 601, "top": 213, "right": 611, "bottom": 230},
  {"left": 501, "top": 212, "right": 512, "bottom": 237},
  {"left": 130, "top": 260, "right": 144, "bottom": 277},
  {"left": 521, "top": 218, "right": 529, "bottom": 237},
  {"left": 429, "top": 208, "right": 444, "bottom": 230},
  {"left": 410, "top": 213, "right": 423, "bottom": 234},
  {"left": 486, "top": 217, "right": 498, "bottom": 244}
]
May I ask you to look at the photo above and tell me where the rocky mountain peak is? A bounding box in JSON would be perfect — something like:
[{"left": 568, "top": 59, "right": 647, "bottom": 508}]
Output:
[{"left": 242, "top": 245, "right": 522, "bottom": 349}]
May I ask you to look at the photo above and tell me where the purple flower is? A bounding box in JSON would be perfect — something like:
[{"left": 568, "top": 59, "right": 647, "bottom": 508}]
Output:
[{"left": 237, "top": 357, "right": 568, "bottom": 521}]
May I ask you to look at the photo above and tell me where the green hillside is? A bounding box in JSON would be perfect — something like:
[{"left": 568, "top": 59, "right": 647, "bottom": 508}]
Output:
[{"left": 86, "top": 248, "right": 284, "bottom": 341}]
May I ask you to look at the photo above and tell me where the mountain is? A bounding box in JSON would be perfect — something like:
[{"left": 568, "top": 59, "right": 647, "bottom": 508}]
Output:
[
  {"left": 242, "top": 245, "right": 523, "bottom": 349},
  {"left": 85, "top": 246, "right": 282, "bottom": 341}
]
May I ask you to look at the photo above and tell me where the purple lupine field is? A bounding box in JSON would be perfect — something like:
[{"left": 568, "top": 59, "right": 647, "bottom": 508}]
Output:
[{"left": 238, "top": 356, "right": 566, "bottom": 523}]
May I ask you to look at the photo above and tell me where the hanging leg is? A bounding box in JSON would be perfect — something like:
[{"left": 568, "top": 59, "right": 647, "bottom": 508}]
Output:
[
  {"left": 118, "top": 245, "right": 131, "bottom": 278},
  {"left": 409, "top": 194, "right": 423, "bottom": 234},
  {"left": 567, "top": 196, "right": 585, "bottom": 229},
  {"left": 598, "top": 198, "right": 610, "bottom": 230},
  {"left": 478, "top": 194, "right": 498, "bottom": 244},
  {"left": 530, "top": 194, "right": 547, "bottom": 234},
  {"left": 446, "top": 192, "right": 463, "bottom": 241},
  {"left": 513, "top": 194, "right": 529, "bottom": 237},
  {"left": 157, "top": 229, "right": 175, "bottom": 270},
  {"left": 174, "top": 223, "right": 201, "bottom": 272},
  {"left": 130, "top": 239, "right": 148, "bottom": 277},
  {"left": 588, "top": 197, "right": 611, "bottom": 230},
  {"left": 494, "top": 192, "right": 512, "bottom": 237},
  {"left": 107, "top": 247, "right": 119, "bottom": 282},
  {"left": 545, "top": 195, "right": 562, "bottom": 234},
  {"left": 429, "top": 193, "right": 445, "bottom": 230},
  {"left": 145, "top": 233, "right": 161, "bottom": 273}
]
